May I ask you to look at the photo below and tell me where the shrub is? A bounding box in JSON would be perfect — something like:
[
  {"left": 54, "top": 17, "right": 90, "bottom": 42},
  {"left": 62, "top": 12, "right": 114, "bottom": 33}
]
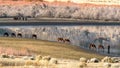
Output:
[{"left": 0, "top": 53, "right": 9, "bottom": 58}]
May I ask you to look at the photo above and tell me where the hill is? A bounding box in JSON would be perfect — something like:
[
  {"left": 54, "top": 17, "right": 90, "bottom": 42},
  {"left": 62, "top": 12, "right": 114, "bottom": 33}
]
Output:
[
  {"left": 0, "top": 37, "right": 105, "bottom": 59},
  {"left": 0, "top": 1, "right": 120, "bottom": 21}
]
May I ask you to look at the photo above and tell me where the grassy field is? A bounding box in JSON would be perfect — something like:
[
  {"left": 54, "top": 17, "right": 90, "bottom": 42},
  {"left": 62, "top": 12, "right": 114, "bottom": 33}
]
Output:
[{"left": 0, "top": 37, "right": 105, "bottom": 60}]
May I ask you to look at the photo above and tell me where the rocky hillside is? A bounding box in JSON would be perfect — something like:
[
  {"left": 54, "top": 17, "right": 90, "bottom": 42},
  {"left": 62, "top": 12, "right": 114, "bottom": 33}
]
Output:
[{"left": 0, "top": 1, "right": 120, "bottom": 21}]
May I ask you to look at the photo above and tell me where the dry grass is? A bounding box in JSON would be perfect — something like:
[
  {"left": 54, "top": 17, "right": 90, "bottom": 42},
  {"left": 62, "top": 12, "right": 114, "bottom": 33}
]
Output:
[
  {"left": 0, "top": 37, "right": 105, "bottom": 60},
  {"left": 0, "top": 58, "right": 25, "bottom": 66}
]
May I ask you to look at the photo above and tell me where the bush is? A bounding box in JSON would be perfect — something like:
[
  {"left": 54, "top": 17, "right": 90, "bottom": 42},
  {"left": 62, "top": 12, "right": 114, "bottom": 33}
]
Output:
[{"left": 0, "top": 53, "right": 9, "bottom": 58}]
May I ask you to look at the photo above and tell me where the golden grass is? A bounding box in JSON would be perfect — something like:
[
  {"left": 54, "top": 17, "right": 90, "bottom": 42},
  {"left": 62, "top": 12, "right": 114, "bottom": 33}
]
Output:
[
  {"left": 0, "top": 37, "right": 105, "bottom": 60},
  {"left": 0, "top": 58, "right": 25, "bottom": 66}
]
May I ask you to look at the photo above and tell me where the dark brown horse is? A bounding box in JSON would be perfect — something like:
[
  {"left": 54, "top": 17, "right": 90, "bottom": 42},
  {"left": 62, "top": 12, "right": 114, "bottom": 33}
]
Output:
[
  {"left": 64, "top": 39, "right": 70, "bottom": 43},
  {"left": 98, "top": 45, "right": 104, "bottom": 52},
  {"left": 57, "top": 38, "right": 64, "bottom": 42},
  {"left": 13, "top": 16, "right": 27, "bottom": 21},
  {"left": 89, "top": 43, "right": 96, "bottom": 50}
]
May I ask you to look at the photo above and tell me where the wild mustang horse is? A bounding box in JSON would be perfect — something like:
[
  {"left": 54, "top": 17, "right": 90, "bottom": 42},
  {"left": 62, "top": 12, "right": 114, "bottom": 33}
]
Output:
[
  {"left": 57, "top": 38, "right": 64, "bottom": 42},
  {"left": 89, "top": 43, "right": 96, "bottom": 51},
  {"left": 98, "top": 45, "right": 104, "bottom": 53},
  {"left": 64, "top": 38, "right": 70, "bottom": 43}
]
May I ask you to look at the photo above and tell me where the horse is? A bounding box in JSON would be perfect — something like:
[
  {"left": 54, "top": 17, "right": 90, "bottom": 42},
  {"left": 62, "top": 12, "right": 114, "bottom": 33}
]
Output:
[
  {"left": 57, "top": 38, "right": 64, "bottom": 42},
  {"left": 3, "top": 32, "right": 9, "bottom": 37},
  {"left": 13, "top": 16, "right": 27, "bottom": 21},
  {"left": 98, "top": 45, "right": 104, "bottom": 53},
  {"left": 32, "top": 34, "right": 37, "bottom": 39},
  {"left": 17, "top": 33, "right": 22, "bottom": 38},
  {"left": 64, "top": 39, "right": 70, "bottom": 43},
  {"left": 89, "top": 43, "right": 96, "bottom": 50},
  {"left": 13, "top": 16, "right": 19, "bottom": 20},
  {"left": 11, "top": 33, "right": 16, "bottom": 37}
]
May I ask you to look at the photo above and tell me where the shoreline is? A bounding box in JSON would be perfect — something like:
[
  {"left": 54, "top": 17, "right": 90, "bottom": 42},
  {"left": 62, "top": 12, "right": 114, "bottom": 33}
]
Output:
[{"left": 0, "top": 18, "right": 120, "bottom": 26}]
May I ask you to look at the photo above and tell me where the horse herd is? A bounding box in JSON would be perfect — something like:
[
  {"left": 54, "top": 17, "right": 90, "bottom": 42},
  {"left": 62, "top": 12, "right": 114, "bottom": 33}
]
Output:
[
  {"left": 13, "top": 16, "right": 28, "bottom": 21},
  {"left": 57, "top": 37, "right": 71, "bottom": 43},
  {"left": 89, "top": 43, "right": 105, "bottom": 52},
  {"left": 3, "top": 32, "right": 37, "bottom": 39},
  {"left": 3, "top": 32, "right": 110, "bottom": 53},
  {"left": 57, "top": 37, "right": 110, "bottom": 53}
]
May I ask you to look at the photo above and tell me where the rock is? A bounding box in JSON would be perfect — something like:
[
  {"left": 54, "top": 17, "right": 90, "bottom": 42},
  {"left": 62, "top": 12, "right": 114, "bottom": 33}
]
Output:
[
  {"left": 9, "top": 55, "right": 15, "bottom": 59},
  {"left": 111, "top": 63, "right": 120, "bottom": 68},
  {"left": 29, "top": 56, "right": 35, "bottom": 60},
  {"left": 79, "top": 57, "right": 87, "bottom": 63},
  {"left": 90, "top": 58, "right": 99, "bottom": 63},
  {"left": 22, "top": 56, "right": 29, "bottom": 60},
  {"left": 111, "top": 57, "right": 120, "bottom": 63},
  {"left": 103, "top": 62, "right": 111, "bottom": 68},
  {"left": 102, "top": 56, "right": 113, "bottom": 63},
  {"left": 35, "top": 55, "right": 42, "bottom": 62},
  {"left": 49, "top": 58, "right": 58, "bottom": 64},
  {"left": 42, "top": 56, "right": 51, "bottom": 61},
  {"left": 22, "top": 56, "right": 35, "bottom": 60}
]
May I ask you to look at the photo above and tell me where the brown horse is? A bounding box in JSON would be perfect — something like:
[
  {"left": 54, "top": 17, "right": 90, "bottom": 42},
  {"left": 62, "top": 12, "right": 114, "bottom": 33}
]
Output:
[
  {"left": 13, "top": 16, "right": 27, "bottom": 21},
  {"left": 89, "top": 43, "right": 96, "bottom": 50},
  {"left": 64, "top": 39, "right": 70, "bottom": 43},
  {"left": 98, "top": 45, "right": 104, "bottom": 52},
  {"left": 57, "top": 38, "right": 64, "bottom": 42}
]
